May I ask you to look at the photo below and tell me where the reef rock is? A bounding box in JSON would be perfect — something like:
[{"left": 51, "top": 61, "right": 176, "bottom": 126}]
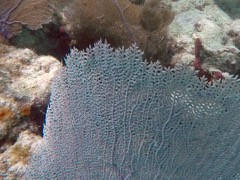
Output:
[
  {"left": 166, "top": 0, "right": 240, "bottom": 76},
  {"left": 0, "top": 42, "right": 61, "bottom": 179}
]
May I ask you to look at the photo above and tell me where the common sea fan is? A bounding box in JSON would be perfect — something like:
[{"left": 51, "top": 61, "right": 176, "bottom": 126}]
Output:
[{"left": 25, "top": 41, "right": 240, "bottom": 179}]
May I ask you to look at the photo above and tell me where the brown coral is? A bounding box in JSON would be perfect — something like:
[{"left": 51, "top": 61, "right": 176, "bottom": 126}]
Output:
[
  {"left": 140, "top": 0, "right": 174, "bottom": 32},
  {"left": 61, "top": 0, "right": 175, "bottom": 63}
]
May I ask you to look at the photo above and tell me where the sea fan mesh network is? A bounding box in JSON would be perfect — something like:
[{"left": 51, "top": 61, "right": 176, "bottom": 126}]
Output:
[{"left": 25, "top": 41, "right": 240, "bottom": 180}]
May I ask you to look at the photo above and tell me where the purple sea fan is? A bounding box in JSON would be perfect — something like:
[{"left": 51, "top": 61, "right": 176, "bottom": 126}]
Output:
[
  {"left": 0, "top": 0, "right": 22, "bottom": 38},
  {"left": 0, "top": 0, "right": 54, "bottom": 39}
]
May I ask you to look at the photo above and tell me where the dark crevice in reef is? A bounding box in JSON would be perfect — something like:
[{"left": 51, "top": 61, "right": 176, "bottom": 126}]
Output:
[
  {"left": 8, "top": 22, "right": 71, "bottom": 61},
  {"left": 29, "top": 96, "right": 50, "bottom": 137}
]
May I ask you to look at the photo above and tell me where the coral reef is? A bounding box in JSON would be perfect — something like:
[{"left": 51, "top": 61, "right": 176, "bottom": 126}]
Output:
[
  {"left": 0, "top": 42, "right": 61, "bottom": 179},
  {"left": 60, "top": 0, "right": 175, "bottom": 64},
  {"left": 0, "top": 0, "right": 240, "bottom": 179},
  {"left": 1, "top": 130, "right": 42, "bottom": 179},
  {"left": 167, "top": 2, "right": 240, "bottom": 77},
  {"left": 9, "top": 23, "right": 71, "bottom": 60}
]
